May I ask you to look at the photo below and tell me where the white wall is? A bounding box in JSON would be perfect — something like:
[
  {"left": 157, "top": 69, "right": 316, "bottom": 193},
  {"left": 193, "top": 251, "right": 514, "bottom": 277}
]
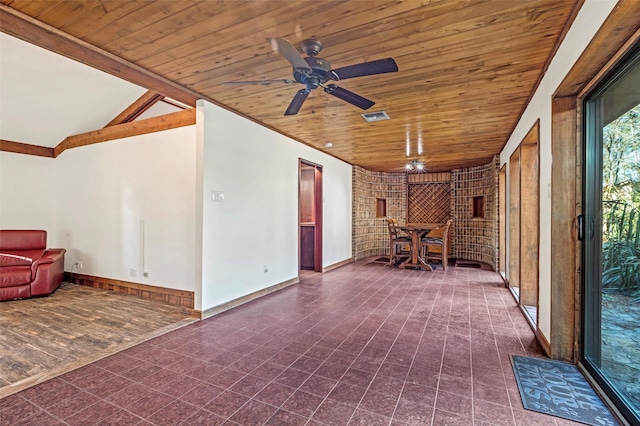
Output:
[
  {"left": 1, "top": 103, "right": 353, "bottom": 312},
  {"left": 0, "top": 33, "right": 146, "bottom": 148},
  {"left": 0, "top": 152, "right": 57, "bottom": 235},
  {"left": 197, "top": 100, "right": 352, "bottom": 312},
  {"left": 500, "top": 0, "right": 618, "bottom": 340},
  {"left": 320, "top": 160, "right": 353, "bottom": 268},
  {"left": 55, "top": 126, "right": 197, "bottom": 292}
]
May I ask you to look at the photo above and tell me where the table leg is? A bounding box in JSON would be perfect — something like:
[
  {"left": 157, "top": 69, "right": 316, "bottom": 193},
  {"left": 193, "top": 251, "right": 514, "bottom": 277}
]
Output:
[{"left": 400, "top": 230, "right": 432, "bottom": 271}]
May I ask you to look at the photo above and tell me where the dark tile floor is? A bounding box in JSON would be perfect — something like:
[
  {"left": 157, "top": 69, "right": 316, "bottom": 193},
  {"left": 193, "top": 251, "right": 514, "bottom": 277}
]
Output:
[{"left": 0, "top": 260, "right": 583, "bottom": 425}]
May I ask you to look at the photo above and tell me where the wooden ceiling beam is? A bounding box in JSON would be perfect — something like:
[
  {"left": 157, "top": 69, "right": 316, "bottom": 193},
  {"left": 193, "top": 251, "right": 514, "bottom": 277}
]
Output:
[
  {"left": 0, "top": 139, "right": 54, "bottom": 158},
  {"left": 104, "top": 90, "right": 165, "bottom": 127},
  {"left": 54, "top": 109, "right": 195, "bottom": 158},
  {"left": 0, "top": 4, "right": 199, "bottom": 107}
]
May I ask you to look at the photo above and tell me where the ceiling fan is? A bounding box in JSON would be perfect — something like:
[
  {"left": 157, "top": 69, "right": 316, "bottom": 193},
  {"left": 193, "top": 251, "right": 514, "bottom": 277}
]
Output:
[{"left": 223, "top": 38, "right": 399, "bottom": 116}]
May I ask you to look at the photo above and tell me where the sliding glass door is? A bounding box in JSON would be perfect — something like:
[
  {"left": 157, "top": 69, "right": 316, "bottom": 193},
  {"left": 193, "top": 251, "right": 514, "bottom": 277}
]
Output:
[{"left": 582, "top": 45, "right": 640, "bottom": 424}]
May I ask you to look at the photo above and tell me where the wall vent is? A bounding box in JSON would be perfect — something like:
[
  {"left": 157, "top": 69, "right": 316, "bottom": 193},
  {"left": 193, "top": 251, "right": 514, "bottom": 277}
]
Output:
[{"left": 361, "top": 111, "right": 390, "bottom": 122}]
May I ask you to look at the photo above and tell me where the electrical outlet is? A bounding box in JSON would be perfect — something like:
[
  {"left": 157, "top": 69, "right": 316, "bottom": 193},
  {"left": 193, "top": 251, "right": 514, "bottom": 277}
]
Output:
[
  {"left": 263, "top": 265, "right": 269, "bottom": 273},
  {"left": 73, "top": 261, "right": 82, "bottom": 270},
  {"left": 130, "top": 268, "right": 137, "bottom": 277},
  {"left": 143, "top": 271, "right": 149, "bottom": 278}
]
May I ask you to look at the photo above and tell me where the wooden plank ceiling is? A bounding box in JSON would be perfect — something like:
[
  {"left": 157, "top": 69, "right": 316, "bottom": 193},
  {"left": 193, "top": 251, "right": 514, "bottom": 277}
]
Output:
[{"left": 0, "top": 0, "right": 581, "bottom": 172}]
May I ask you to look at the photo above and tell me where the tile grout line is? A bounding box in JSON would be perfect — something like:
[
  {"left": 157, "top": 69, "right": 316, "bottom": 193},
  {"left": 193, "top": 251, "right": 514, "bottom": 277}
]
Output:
[
  {"left": 303, "top": 267, "right": 427, "bottom": 425},
  {"left": 388, "top": 269, "right": 447, "bottom": 426},
  {"left": 256, "top": 264, "right": 406, "bottom": 425},
  {"left": 4, "top": 262, "right": 567, "bottom": 426}
]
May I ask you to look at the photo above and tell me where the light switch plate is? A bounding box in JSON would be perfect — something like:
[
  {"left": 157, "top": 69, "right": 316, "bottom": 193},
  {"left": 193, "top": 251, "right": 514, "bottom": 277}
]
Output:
[{"left": 212, "top": 191, "right": 224, "bottom": 202}]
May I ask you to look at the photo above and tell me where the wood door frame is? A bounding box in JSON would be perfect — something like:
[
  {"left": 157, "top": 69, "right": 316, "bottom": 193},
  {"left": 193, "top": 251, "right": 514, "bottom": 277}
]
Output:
[
  {"left": 519, "top": 120, "right": 540, "bottom": 326},
  {"left": 499, "top": 165, "right": 507, "bottom": 276},
  {"left": 508, "top": 146, "right": 521, "bottom": 297},
  {"left": 299, "top": 159, "right": 323, "bottom": 272}
]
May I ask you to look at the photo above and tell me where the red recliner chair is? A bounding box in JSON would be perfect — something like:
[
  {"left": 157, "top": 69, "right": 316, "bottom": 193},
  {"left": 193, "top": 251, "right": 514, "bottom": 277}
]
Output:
[{"left": 0, "top": 230, "right": 66, "bottom": 301}]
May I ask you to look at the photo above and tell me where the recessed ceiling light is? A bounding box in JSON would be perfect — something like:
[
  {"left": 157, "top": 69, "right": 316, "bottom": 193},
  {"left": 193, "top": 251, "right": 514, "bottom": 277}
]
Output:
[{"left": 325, "top": 143, "right": 333, "bottom": 148}]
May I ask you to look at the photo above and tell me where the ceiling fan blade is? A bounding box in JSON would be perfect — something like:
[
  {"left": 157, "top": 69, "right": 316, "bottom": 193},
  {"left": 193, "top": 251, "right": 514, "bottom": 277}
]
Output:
[
  {"left": 324, "top": 85, "right": 375, "bottom": 110},
  {"left": 267, "top": 38, "right": 311, "bottom": 71},
  {"left": 222, "top": 79, "right": 293, "bottom": 86},
  {"left": 284, "top": 89, "right": 310, "bottom": 116},
  {"left": 331, "top": 58, "right": 398, "bottom": 80}
]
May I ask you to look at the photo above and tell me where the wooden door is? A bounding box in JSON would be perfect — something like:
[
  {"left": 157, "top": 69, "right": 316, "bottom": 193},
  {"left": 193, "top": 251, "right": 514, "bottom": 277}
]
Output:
[{"left": 299, "top": 160, "right": 322, "bottom": 271}]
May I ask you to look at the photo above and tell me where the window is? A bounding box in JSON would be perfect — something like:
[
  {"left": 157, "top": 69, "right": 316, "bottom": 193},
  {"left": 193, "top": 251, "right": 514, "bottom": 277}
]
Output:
[
  {"left": 472, "top": 196, "right": 484, "bottom": 218},
  {"left": 376, "top": 198, "right": 386, "bottom": 218}
]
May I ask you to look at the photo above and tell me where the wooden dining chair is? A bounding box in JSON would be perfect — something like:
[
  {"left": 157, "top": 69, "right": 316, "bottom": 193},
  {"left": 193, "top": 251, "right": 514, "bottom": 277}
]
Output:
[
  {"left": 420, "top": 219, "right": 453, "bottom": 270},
  {"left": 386, "top": 218, "right": 411, "bottom": 267}
]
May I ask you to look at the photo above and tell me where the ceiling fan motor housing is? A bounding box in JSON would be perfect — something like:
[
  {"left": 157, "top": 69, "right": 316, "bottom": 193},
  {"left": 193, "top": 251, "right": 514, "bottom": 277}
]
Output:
[{"left": 293, "top": 57, "right": 332, "bottom": 89}]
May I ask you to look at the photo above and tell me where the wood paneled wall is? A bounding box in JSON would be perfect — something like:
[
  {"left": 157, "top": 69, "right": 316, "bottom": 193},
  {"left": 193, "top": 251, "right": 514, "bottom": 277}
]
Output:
[{"left": 65, "top": 272, "right": 195, "bottom": 311}]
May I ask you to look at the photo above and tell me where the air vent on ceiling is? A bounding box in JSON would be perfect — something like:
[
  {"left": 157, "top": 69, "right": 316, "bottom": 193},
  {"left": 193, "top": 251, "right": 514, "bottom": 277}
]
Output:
[{"left": 361, "top": 111, "right": 390, "bottom": 122}]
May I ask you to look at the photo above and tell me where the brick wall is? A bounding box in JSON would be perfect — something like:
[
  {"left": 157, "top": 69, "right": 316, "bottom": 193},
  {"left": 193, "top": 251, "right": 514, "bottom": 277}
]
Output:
[
  {"left": 352, "top": 166, "right": 406, "bottom": 260},
  {"left": 351, "top": 157, "right": 500, "bottom": 269},
  {"left": 450, "top": 155, "right": 499, "bottom": 269}
]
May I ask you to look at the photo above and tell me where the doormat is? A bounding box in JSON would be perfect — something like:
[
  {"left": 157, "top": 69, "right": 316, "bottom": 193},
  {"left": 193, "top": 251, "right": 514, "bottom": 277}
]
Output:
[
  {"left": 455, "top": 261, "right": 481, "bottom": 268},
  {"left": 511, "top": 355, "right": 619, "bottom": 426}
]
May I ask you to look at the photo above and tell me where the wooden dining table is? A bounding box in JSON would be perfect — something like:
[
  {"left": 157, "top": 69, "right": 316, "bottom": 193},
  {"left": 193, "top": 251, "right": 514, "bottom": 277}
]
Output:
[{"left": 398, "top": 225, "right": 433, "bottom": 271}]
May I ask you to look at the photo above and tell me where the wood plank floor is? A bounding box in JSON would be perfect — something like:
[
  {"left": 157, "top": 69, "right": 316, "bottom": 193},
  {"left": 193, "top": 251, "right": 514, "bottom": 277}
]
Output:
[{"left": 0, "top": 282, "right": 196, "bottom": 399}]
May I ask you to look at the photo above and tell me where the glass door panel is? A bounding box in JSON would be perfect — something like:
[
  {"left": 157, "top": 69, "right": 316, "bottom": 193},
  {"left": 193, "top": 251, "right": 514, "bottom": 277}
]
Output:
[{"left": 583, "top": 46, "right": 640, "bottom": 424}]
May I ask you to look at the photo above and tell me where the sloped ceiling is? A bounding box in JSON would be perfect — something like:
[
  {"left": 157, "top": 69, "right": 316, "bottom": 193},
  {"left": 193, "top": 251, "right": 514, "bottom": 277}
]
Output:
[{"left": 0, "top": 33, "right": 147, "bottom": 148}]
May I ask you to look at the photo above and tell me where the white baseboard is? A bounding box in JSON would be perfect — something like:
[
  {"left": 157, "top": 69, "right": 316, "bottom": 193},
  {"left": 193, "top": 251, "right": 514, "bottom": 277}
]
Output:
[{"left": 198, "top": 276, "right": 300, "bottom": 320}]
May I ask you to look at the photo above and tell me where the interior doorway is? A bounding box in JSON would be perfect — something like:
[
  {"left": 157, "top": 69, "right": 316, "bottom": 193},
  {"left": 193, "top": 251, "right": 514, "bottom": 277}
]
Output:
[
  {"left": 499, "top": 165, "right": 507, "bottom": 278},
  {"left": 299, "top": 160, "right": 323, "bottom": 271},
  {"left": 519, "top": 122, "right": 540, "bottom": 326},
  {"left": 507, "top": 122, "right": 540, "bottom": 327},
  {"left": 508, "top": 146, "right": 521, "bottom": 299}
]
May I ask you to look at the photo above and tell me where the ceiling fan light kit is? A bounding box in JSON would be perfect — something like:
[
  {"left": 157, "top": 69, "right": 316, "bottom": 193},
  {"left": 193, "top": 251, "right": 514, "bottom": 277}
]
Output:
[
  {"left": 224, "top": 38, "right": 398, "bottom": 116},
  {"left": 405, "top": 160, "right": 426, "bottom": 172}
]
